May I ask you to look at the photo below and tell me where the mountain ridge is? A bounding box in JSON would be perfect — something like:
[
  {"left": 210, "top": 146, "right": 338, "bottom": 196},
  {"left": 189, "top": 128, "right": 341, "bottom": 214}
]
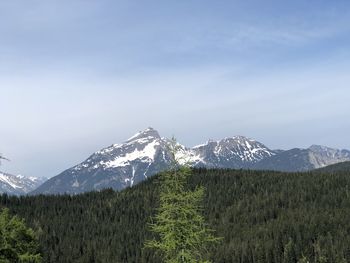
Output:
[
  {"left": 0, "top": 171, "right": 45, "bottom": 195},
  {"left": 31, "top": 127, "right": 350, "bottom": 195}
]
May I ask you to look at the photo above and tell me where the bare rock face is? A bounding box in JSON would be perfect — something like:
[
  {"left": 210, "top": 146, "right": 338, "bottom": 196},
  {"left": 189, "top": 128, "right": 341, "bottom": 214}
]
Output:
[{"left": 308, "top": 145, "right": 350, "bottom": 168}]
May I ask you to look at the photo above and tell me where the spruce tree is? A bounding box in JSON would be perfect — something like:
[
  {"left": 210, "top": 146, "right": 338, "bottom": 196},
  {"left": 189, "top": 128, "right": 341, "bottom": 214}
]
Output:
[{"left": 145, "top": 138, "right": 219, "bottom": 263}]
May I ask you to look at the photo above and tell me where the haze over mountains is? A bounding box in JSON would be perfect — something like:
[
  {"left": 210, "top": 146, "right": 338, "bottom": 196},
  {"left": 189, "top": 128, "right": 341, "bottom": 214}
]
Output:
[{"left": 30, "top": 127, "right": 350, "bottom": 195}]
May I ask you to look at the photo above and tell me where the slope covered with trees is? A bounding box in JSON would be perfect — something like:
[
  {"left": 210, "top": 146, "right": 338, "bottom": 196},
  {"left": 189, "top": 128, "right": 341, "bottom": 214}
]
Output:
[
  {"left": 1, "top": 168, "right": 350, "bottom": 262},
  {"left": 316, "top": 161, "right": 350, "bottom": 173}
]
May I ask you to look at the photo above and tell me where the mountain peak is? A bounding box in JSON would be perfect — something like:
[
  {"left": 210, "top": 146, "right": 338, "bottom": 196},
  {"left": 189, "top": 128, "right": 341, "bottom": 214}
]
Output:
[
  {"left": 126, "top": 127, "right": 160, "bottom": 142},
  {"left": 228, "top": 135, "right": 255, "bottom": 143},
  {"left": 233, "top": 135, "right": 252, "bottom": 140},
  {"left": 0, "top": 171, "right": 44, "bottom": 195},
  {"left": 309, "top": 145, "right": 335, "bottom": 152}
]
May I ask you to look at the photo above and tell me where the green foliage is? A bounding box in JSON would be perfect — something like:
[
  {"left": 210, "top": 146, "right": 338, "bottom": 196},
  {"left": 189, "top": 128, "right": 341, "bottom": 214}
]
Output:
[
  {"left": 145, "top": 166, "right": 219, "bottom": 263},
  {"left": 145, "top": 139, "right": 220, "bottom": 262},
  {"left": 1, "top": 169, "right": 350, "bottom": 262},
  {"left": 0, "top": 208, "right": 42, "bottom": 263}
]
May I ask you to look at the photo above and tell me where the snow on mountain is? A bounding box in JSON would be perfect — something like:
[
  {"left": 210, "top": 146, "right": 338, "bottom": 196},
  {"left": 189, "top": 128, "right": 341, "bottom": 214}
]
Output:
[
  {"left": 189, "top": 136, "right": 276, "bottom": 168},
  {"left": 0, "top": 171, "right": 45, "bottom": 195},
  {"left": 32, "top": 128, "right": 173, "bottom": 194},
  {"left": 32, "top": 128, "right": 278, "bottom": 195},
  {"left": 31, "top": 127, "right": 350, "bottom": 195}
]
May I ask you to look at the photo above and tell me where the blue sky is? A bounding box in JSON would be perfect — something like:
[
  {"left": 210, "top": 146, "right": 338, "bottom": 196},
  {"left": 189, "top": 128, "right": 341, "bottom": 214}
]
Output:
[{"left": 1, "top": 0, "right": 350, "bottom": 178}]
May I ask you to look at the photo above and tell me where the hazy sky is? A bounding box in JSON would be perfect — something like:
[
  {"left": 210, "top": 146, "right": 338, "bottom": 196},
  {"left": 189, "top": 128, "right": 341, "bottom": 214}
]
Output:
[{"left": 1, "top": 0, "right": 350, "bottom": 178}]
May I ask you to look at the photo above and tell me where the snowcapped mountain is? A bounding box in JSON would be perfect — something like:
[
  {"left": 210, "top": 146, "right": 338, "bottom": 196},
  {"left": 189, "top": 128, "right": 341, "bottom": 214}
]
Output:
[
  {"left": 0, "top": 171, "right": 45, "bottom": 195},
  {"left": 33, "top": 128, "right": 276, "bottom": 194},
  {"left": 32, "top": 128, "right": 173, "bottom": 194},
  {"left": 188, "top": 136, "right": 276, "bottom": 168},
  {"left": 31, "top": 127, "right": 350, "bottom": 195}
]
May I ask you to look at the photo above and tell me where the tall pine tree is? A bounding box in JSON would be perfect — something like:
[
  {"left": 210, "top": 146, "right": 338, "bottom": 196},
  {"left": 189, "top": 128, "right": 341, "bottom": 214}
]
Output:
[{"left": 145, "top": 138, "right": 219, "bottom": 263}]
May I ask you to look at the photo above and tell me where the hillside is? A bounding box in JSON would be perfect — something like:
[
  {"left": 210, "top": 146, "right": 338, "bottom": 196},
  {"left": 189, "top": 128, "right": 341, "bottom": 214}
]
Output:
[
  {"left": 315, "top": 161, "right": 350, "bottom": 173},
  {"left": 1, "top": 168, "right": 350, "bottom": 262}
]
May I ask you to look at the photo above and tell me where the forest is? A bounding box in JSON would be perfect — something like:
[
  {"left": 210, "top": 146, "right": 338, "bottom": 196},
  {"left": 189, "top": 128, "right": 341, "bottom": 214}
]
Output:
[{"left": 1, "top": 168, "right": 350, "bottom": 263}]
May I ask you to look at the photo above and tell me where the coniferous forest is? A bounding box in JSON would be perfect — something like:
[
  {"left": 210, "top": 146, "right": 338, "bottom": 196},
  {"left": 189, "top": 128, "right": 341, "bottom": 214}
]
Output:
[{"left": 1, "top": 168, "right": 350, "bottom": 263}]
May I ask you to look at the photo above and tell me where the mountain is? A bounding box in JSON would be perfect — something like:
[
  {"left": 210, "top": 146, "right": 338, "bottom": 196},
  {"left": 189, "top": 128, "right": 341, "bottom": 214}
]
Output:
[
  {"left": 32, "top": 128, "right": 172, "bottom": 194},
  {"left": 308, "top": 145, "right": 350, "bottom": 167},
  {"left": 0, "top": 171, "right": 45, "bottom": 195},
  {"left": 33, "top": 128, "right": 276, "bottom": 194},
  {"left": 32, "top": 127, "right": 350, "bottom": 194},
  {"left": 187, "top": 136, "right": 276, "bottom": 168},
  {"left": 253, "top": 145, "right": 350, "bottom": 172}
]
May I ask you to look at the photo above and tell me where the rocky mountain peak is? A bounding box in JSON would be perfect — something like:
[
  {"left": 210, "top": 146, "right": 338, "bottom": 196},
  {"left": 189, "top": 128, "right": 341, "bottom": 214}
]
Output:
[
  {"left": 309, "top": 145, "right": 334, "bottom": 153},
  {"left": 232, "top": 135, "right": 255, "bottom": 142},
  {"left": 220, "top": 135, "right": 256, "bottom": 147},
  {"left": 126, "top": 127, "right": 161, "bottom": 143},
  {"left": 0, "top": 171, "right": 45, "bottom": 195}
]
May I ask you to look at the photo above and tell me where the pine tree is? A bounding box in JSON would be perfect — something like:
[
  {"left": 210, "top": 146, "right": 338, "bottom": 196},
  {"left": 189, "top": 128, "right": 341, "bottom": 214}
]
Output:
[
  {"left": 145, "top": 138, "right": 220, "bottom": 263},
  {"left": 0, "top": 208, "right": 42, "bottom": 263}
]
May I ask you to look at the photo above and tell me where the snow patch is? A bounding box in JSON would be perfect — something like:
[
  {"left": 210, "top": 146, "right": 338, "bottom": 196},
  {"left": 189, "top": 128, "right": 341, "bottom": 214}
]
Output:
[
  {"left": 127, "top": 131, "right": 143, "bottom": 142},
  {"left": 175, "top": 147, "right": 206, "bottom": 165},
  {"left": 103, "top": 140, "right": 160, "bottom": 168},
  {"left": 0, "top": 173, "right": 22, "bottom": 189},
  {"left": 193, "top": 143, "right": 208, "bottom": 149},
  {"left": 72, "top": 179, "right": 80, "bottom": 188},
  {"left": 130, "top": 166, "right": 136, "bottom": 187}
]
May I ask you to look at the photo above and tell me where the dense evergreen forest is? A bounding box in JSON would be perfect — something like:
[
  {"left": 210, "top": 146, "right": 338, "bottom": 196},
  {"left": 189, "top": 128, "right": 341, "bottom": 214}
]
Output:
[
  {"left": 316, "top": 161, "right": 350, "bottom": 173},
  {"left": 1, "top": 168, "right": 350, "bottom": 263}
]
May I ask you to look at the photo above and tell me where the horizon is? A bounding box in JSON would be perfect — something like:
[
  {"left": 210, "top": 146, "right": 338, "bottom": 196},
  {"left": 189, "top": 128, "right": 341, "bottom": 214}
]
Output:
[{"left": 1, "top": 1, "right": 350, "bottom": 178}]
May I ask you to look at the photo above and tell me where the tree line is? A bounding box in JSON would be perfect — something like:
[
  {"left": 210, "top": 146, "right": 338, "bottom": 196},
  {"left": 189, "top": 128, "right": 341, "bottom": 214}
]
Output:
[{"left": 1, "top": 168, "right": 350, "bottom": 262}]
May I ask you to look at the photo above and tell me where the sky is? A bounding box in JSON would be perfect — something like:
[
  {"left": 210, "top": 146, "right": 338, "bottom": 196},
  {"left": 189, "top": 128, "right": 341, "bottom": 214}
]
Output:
[{"left": 1, "top": 0, "right": 350, "bottom": 178}]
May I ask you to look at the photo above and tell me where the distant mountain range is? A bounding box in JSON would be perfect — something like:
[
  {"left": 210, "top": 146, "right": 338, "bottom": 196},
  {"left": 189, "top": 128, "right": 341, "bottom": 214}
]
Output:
[
  {"left": 0, "top": 171, "right": 45, "bottom": 195},
  {"left": 31, "top": 128, "right": 350, "bottom": 195},
  {"left": 253, "top": 145, "right": 350, "bottom": 172}
]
